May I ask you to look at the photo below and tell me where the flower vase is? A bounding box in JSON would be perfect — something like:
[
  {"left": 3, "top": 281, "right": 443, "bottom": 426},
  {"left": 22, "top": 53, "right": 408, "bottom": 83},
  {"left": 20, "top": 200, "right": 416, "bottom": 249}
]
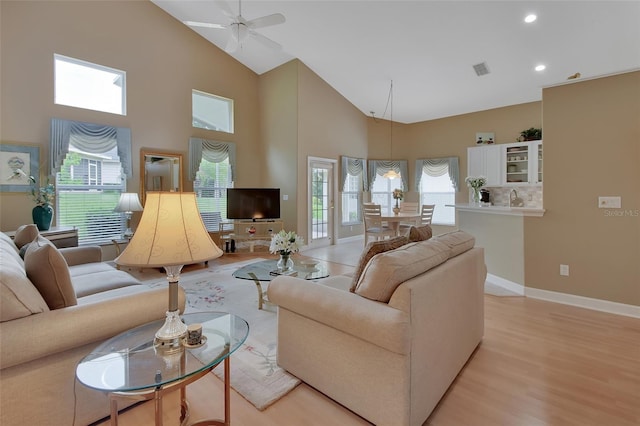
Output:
[
  {"left": 32, "top": 204, "right": 54, "bottom": 231},
  {"left": 393, "top": 199, "right": 400, "bottom": 215},
  {"left": 472, "top": 188, "right": 481, "bottom": 205},
  {"left": 277, "top": 253, "right": 294, "bottom": 271}
]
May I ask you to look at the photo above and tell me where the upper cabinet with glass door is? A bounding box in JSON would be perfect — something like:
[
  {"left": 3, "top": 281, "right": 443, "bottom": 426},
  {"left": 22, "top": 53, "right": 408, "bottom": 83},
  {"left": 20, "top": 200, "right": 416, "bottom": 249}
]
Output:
[{"left": 502, "top": 141, "right": 542, "bottom": 186}]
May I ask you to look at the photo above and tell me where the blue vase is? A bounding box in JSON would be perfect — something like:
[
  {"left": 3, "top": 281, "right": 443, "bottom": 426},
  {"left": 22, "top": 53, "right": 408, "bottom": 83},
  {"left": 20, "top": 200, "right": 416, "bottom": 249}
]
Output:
[{"left": 32, "top": 204, "right": 54, "bottom": 231}]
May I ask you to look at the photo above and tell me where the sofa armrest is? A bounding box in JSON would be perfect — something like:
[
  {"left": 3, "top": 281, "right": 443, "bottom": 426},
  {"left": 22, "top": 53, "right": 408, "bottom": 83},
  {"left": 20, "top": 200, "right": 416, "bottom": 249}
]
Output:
[
  {"left": 267, "top": 276, "right": 409, "bottom": 354},
  {"left": 59, "top": 246, "right": 102, "bottom": 266},
  {"left": 0, "top": 286, "right": 185, "bottom": 369}
]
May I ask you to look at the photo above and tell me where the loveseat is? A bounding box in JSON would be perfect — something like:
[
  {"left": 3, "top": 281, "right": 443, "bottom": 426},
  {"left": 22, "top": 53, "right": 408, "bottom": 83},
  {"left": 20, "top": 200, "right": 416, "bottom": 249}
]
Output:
[
  {"left": 0, "top": 225, "right": 186, "bottom": 426},
  {"left": 267, "top": 230, "right": 486, "bottom": 426}
]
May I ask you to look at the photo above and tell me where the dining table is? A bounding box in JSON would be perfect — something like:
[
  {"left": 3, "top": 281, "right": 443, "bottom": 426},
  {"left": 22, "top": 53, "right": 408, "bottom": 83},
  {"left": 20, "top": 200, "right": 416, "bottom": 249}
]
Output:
[{"left": 379, "top": 211, "right": 421, "bottom": 236}]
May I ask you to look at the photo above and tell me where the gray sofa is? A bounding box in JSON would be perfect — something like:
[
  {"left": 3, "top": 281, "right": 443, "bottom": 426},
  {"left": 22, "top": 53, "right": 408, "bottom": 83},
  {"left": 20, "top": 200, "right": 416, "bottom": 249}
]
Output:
[
  {"left": 0, "top": 225, "right": 186, "bottom": 426},
  {"left": 268, "top": 230, "right": 486, "bottom": 426}
]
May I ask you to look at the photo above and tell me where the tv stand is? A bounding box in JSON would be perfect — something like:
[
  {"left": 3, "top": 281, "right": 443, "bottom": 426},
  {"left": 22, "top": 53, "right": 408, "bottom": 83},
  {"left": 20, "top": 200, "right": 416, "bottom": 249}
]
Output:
[{"left": 218, "top": 220, "right": 283, "bottom": 254}]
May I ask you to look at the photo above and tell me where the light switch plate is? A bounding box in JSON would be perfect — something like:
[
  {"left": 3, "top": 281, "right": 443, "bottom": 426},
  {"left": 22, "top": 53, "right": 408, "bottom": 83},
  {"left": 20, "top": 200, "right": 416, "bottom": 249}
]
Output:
[{"left": 598, "top": 196, "right": 621, "bottom": 208}]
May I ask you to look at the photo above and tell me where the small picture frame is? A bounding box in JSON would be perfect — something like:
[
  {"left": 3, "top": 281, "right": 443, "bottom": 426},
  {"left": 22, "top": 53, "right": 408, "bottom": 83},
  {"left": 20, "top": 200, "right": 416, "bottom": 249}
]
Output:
[
  {"left": 475, "top": 132, "right": 495, "bottom": 145},
  {"left": 0, "top": 143, "right": 40, "bottom": 192}
]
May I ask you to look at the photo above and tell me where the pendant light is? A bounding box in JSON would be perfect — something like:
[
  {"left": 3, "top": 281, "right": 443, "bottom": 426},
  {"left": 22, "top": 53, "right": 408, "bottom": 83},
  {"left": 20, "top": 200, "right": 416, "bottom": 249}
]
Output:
[{"left": 383, "top": 80, "right": 400, "bottom": 180}]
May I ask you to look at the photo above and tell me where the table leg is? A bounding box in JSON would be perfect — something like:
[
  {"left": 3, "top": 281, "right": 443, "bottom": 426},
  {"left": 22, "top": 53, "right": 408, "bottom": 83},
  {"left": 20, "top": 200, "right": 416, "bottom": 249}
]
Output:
[
  {"left": 154, "top": 388, "right": 163, "bottom": 426},
  {"left": 248, "top": 272, "right": 266, "bottom": 310},
  {"left": 110, "top": 395, "right": 119, "bottom": 426}
]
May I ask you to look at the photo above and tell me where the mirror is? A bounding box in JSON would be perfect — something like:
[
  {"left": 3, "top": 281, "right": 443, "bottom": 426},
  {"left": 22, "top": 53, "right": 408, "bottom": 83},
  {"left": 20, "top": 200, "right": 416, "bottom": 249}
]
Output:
[{"left": 140, "top": 150, "right": 183, "bottom": 205}]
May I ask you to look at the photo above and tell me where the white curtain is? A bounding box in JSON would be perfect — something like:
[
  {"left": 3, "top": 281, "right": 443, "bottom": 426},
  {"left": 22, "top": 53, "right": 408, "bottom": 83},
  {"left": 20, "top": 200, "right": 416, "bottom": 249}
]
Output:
[
  {"left": 414, "top": 157, "right": 459, "bottom": 191},
  {"left": 367, "top": 159, "right": 409, "bottom": 191},
  {"left": 50, "top": 118, "right": 132, "bottom": 178},
  {"left": 188, "top": 138, "right": 236, "bottom": 181},
  {"left": 340, "top": 156, "right": 367, "bottom": 191}
]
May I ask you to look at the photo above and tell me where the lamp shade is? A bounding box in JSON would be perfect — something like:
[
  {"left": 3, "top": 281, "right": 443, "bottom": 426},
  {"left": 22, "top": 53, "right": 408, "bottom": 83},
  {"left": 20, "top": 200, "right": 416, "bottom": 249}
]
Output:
[
  {"left": 113, "top": 193, "right": 143, "bottom": 213},
  {"left": 115, "top": 192, "right": 222, "bottom": 268}
]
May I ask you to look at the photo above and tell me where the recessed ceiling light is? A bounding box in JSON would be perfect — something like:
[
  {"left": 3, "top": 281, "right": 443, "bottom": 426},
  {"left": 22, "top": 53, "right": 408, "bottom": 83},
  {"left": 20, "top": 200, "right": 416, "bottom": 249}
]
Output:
[
  {"left": 524, "top": 14, "right": 537, "bottom": 23},
  {"left": 535, "top": 64, "right": 546, "bottom": 72}
]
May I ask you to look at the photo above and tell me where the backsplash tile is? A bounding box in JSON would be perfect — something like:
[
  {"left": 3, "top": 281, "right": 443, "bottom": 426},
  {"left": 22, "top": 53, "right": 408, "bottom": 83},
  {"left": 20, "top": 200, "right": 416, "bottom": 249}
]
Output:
[{"left": 481, "top": 186, "right": 543, "bottom": 208}]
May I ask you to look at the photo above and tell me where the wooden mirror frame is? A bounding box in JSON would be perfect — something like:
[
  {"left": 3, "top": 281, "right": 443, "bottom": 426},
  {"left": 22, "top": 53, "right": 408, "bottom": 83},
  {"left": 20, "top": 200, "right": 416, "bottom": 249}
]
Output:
[{"left": 140, "top": 150, "right": 183, "bottom": 205}]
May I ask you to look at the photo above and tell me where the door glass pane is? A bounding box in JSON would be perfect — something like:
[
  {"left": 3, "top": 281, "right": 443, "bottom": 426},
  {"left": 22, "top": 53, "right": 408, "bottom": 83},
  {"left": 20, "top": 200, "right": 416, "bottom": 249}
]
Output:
[{"left": 311, "top": 167, "right": 329, "bottom": 240}]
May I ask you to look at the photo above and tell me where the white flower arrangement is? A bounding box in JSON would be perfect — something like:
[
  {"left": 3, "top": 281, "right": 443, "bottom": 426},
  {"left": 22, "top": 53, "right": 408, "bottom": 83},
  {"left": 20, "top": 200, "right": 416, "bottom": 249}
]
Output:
[
  {"left": 465, "top": 176, "right": 487, "bottom": 190},
  {"left": 269, "top": 230, "right": 304, "bottom": 255}
]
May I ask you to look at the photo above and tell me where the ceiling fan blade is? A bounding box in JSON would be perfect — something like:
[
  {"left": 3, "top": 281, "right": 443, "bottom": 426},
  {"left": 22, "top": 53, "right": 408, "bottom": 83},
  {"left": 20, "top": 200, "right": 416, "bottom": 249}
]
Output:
[
  {"left": 184, "top": 21, "right": 226, "bottom": 30},
  {"left": 214, "top": 0, "right": 236, "bottom": 20},
  {"left": 247, "top": 13, "right": 285, "bottom": 29},
  {"left": 249, "top": 30, "right": 282, "bottom": 50}
]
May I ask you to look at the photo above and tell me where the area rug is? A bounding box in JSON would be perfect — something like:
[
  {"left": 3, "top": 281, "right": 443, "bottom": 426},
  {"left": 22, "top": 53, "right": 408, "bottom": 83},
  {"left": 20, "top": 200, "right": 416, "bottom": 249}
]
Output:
[{"left": 143, "top": 259, "right": 300, "bottom": 411}]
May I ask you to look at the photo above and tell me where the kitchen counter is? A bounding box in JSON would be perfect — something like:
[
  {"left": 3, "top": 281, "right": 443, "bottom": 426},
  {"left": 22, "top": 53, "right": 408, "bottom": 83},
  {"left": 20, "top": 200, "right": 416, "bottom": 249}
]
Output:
[{"left": 447, "top": 203, "right": 545, "bottom": 217}]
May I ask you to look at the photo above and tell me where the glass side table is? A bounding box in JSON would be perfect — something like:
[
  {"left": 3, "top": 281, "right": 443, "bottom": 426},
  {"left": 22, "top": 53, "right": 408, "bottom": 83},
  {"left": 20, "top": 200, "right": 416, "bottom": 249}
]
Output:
[{"left": 76, "top": 312, "right": 249, "bottom": 426}]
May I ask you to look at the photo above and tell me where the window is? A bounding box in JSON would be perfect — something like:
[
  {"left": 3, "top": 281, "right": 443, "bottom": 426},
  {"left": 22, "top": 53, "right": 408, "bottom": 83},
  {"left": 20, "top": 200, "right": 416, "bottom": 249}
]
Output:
[
  {"left": 54, "top": 54, "right": 126, "bottom": 115},
  {"left": 194, "top": 157, "right": 233, "bottom": 230},
  {"left": 416, "top": 158, "right": 459, "bottom": 226},
  {"left": 51, "top": 118, "right": 133, "bottom": 245},
  {"left": 189, "top": 138, "right": 236, "bottom": 231},
  {"left": 371, "top": 175, "right": 401, "bottom": 210},
  {"left": 56, "top": 145, "right": 126, "bottom": 245},
  {"left": 340, "top": 156, "right": 366, "bottom": 225},
  {"left": 341, "top": 173, "right": 362, "bottom": 225},
  {"left": 192, "top": 90, "right": 234, "bottom": 133}
]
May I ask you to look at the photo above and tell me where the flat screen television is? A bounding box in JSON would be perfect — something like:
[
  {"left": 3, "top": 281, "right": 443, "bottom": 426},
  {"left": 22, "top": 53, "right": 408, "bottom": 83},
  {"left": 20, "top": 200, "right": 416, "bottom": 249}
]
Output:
[{"left": 226, "top": 188, "right": 280, "bottom": 220}]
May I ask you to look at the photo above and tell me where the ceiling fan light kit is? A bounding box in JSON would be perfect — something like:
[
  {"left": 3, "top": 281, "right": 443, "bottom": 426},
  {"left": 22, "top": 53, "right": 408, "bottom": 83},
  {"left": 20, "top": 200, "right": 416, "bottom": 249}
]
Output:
[{"left": 185, "top": 0, "right": 285, "bottom": 53}]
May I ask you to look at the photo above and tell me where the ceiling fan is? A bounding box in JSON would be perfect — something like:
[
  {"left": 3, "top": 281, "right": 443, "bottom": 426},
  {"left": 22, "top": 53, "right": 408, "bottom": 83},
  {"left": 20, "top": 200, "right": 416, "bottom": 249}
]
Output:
[{"left": 184, "top": 0, "right": 286, "bottom": 52}]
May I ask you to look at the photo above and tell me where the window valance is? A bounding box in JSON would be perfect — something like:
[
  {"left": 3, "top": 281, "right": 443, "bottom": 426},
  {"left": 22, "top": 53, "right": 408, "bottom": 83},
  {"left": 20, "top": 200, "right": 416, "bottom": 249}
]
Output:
[
  {"left": 188, "top": 138, "right": 236, "bottom": 182},
  {"left": 367, "top": 160, "right": 408, "bottom": 192},
  {"left": 340, "top": 156, "right": 367, "bottom": 192},
  {"left": 414, "top": 157, "right": 459, "bottom": 191},
  {"left": 50, "top": 118, "right": 132, "bottom": 178}
]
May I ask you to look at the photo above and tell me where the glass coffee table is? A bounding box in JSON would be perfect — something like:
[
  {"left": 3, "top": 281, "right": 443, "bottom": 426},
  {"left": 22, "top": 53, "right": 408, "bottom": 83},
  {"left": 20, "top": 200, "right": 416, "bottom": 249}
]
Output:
[
  {"left": 233, "top": 259, "right": 329, "bottom": 309},
  {"left": 76, "top": 312, "right": 249, "bottom": 426}
]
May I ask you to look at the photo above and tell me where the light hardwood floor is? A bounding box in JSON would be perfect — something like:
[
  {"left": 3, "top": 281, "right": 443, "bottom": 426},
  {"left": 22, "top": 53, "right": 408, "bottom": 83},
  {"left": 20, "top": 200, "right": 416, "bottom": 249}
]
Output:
[{"left": 96, "top": 243, "right": 640, "bottom": 426}]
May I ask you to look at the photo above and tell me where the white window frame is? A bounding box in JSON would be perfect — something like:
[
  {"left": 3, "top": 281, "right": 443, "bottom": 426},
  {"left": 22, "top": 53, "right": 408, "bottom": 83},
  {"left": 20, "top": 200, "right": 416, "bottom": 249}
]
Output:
[
  {"left": 419, "top": 172, "right": 456, "bottom": 226},
  {"left": 192, "top": 90, "right": 234, "bottom": 133},
  {"left": 370, "top": 175, "right": 401, "bottom": 211},
  {"left": 194, "top": 157, "right": 233, "bottom": 231},
  {"left": 54, "top": 54, "right": 126, "bottom": 115}
]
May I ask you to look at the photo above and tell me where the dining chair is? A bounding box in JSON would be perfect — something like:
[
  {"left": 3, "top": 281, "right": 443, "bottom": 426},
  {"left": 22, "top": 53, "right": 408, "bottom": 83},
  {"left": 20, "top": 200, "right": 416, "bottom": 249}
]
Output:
[
  {"left": 363, "top": 203, "right": 395, "bottom": 246},
  {"left": 420, "top": 204, "right": 436, "bottom": 226},
  {"left": 398, "top": 202, "right": 421, "bottom": 234}
]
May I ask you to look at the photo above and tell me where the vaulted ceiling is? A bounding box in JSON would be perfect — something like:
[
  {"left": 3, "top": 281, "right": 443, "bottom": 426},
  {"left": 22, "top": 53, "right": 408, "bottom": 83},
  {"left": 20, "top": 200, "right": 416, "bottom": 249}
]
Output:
[{"left": 153, "top": 1, "right": 640, "bottom": 123}]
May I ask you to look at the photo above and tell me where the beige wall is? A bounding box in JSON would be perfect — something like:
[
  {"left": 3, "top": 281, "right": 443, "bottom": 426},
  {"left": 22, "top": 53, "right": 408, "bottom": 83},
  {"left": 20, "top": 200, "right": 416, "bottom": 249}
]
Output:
[
  {"left": 0, "top": 0, "right": 260, "bottom": 231},
  {"left": 526, "top": 71, "right": 640, "bottom": 305}
]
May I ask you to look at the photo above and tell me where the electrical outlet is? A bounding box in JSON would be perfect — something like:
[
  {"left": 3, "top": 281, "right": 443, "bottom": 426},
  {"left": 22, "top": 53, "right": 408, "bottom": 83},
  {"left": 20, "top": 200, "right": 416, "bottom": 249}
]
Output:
[
  {"left": 598, "top": 196, "right": 621, "bottom": 208},
  {"left": 282, "top": 194, "right": 288, "bottom": 201},
  {"left": 560, "top": 264, "right": 569, "bottom": 276}
]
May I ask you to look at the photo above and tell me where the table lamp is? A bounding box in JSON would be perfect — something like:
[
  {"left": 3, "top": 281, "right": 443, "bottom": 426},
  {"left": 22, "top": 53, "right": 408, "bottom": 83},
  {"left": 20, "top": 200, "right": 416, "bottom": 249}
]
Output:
[
  {"left": 113, "top": 193, "right": 144, "bottom": 240},
  {"left": 115, "top": 192, "right": 223, "bottom": 349}
]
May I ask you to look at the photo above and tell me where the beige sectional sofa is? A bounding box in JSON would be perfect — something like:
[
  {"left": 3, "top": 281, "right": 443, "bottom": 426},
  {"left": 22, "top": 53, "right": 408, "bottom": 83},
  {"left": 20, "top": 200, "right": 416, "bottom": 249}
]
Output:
[
  {"left": 268, "top": 230, "right": 486, "bottom": 426},
  {"left": 0, "top": 225, "right": 186, "bottom": 426}
]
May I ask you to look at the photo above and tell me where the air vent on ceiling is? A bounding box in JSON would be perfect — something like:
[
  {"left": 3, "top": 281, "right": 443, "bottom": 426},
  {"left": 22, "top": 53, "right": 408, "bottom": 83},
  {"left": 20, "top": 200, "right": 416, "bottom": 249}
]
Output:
[{"left": 473, "top": 62, "right": 490, "bottom": 76}]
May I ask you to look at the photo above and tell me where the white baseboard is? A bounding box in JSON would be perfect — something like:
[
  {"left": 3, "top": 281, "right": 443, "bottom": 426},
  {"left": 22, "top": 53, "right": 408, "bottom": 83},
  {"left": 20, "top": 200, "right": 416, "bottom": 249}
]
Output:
[
  {"left": 486, "top": 274, "right": 525, "bottom": 295},
  {"left": 525, "top": 287, "right": 640, "bottom": 319},
  {"left": 336, "top": 235, "right": 364, "bottom": 244},
  {"left": 485, "top": 274, "right": 639, "bottom": 318}
]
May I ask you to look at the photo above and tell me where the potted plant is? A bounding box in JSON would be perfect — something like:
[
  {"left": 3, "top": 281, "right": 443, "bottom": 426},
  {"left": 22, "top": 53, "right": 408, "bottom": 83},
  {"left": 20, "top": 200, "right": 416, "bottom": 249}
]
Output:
[
  {"left": 270, "top": 230, "right": 304, "bottom": 271},
  {"left": 28, "top": 176, "right": 55, "bottom": 231},
  {"left": 519, "top": 127, "right": 542, "bottom": 141}
]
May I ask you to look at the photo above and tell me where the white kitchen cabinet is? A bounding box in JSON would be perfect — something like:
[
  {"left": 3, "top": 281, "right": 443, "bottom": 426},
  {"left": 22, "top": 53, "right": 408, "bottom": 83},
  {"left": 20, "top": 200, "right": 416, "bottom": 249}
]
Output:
[
  {"left": 467, "top": 144, "right": 502, "bottom": 186},
  {"left": 502, "top": 140, "right": 542, "bottom": 186}
]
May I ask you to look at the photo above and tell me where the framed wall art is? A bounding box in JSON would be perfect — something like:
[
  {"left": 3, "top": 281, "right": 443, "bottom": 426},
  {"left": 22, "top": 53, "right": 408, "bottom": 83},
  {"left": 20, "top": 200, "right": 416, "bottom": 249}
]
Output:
[{"left": 0, "top": 143, "right": 40, "bottom": 192}]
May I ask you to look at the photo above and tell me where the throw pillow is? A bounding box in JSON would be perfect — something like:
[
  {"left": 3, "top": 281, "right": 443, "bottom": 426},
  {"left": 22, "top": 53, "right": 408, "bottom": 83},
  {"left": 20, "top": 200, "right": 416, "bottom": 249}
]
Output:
[
  {"left": 355, "top": 240, "right": 451, "bottom": 303},
  {"left": 349, "top": 235, "right": 408, "bottom": 292},
  {"left": 432, "top": 230, "right": 476, "bottom": 258},
  {"left": 13, "top": 224, "right": 39, "bottom": 249},
  {"left": 408, "top": 225, "right": 433, "bottom": 243},
  {"left": 0, "top": 262, "right": 49, "bottom": 322},
  {"left": 24, "top": 236, "right": 77, "bottom": 310}
]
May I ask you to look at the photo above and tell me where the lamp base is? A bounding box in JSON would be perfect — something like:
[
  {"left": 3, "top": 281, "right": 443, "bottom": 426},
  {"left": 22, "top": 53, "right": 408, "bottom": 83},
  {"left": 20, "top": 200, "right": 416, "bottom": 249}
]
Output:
[{"left": 154, "top": 310, "right": 187, "bottom": 352}]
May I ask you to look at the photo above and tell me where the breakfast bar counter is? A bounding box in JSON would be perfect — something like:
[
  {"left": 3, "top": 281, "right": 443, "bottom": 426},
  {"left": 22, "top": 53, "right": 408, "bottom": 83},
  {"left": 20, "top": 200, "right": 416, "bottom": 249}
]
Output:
[{"left": 447, "top": 203, "right": 545, "bottom": 217}]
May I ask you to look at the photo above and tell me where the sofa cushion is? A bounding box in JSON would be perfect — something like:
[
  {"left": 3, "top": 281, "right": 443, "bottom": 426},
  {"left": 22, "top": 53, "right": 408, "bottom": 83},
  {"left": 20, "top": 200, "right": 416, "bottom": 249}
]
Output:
[
  {"left": 432, "top": 230, "right": 475, "bottom": 258},
  {"left": 349, "top": 236, "right": 408, "bottom": 292},
  {"left": 355, "top": 240, "right": 451, "bottom": 303},
  {"left": 71, "top": 267, "right": 142, "bottom": 298},
  {"left": 24, "top": 236, "right": 77, "bottom": 309},
  {"left": 0, "top": 240, "right": 50, "bottom": 321},
  {"left": 13, "top": 224, "right": 39, "bottom": 249},
  {"left": 407, "top": 225, "right": 433, "bottom": 243}
]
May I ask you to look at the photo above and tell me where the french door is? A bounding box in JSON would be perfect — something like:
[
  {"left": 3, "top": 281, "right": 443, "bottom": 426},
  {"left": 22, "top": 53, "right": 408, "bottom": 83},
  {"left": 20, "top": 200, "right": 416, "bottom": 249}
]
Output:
[{"left": 307, "top": 158, "right": 336, "bottom": 248}]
